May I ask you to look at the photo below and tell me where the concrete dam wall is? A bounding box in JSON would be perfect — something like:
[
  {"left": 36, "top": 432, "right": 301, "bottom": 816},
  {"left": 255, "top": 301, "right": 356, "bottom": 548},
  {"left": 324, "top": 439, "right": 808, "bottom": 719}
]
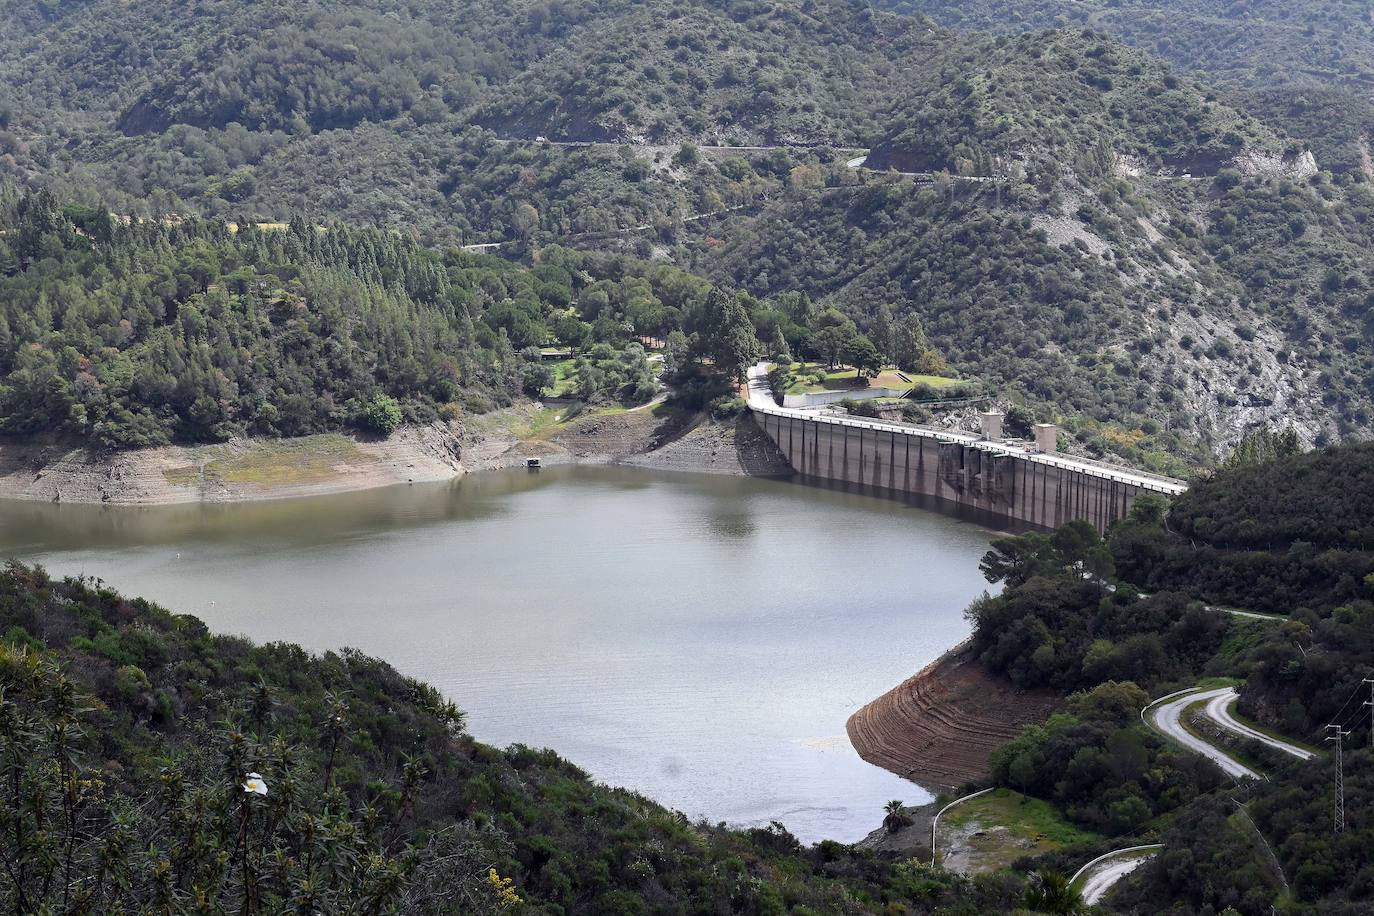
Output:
[{"left": 750, "top": 406, "right": 1185, "bottom": 533}]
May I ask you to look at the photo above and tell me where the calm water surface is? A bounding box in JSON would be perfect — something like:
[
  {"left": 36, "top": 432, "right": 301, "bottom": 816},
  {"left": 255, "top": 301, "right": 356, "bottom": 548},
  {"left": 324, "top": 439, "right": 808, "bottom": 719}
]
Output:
[{"left": 0, "top": 466, "right": 992, "bottom": 843}]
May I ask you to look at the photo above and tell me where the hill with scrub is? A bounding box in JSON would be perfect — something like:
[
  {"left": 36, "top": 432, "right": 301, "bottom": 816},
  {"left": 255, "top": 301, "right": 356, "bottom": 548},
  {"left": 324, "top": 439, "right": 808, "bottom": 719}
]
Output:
[
  {"left": 879, "top": 0, "right": 1374, "bottom": 177},
  {"left": 864, "top": 29, "right": 1285, "bottom": 177},
  {"left": 694, "top": 29, "right": 1374, "bottom": 467},
  {"left": 4, "top": 2, "right": 1374, "bottom": 463},
  {"left": 947, "top": 437, "right": 1374, "bottom": 911},
  {"left": 0, "top": 0, "right": 933, "bottom": 240}
]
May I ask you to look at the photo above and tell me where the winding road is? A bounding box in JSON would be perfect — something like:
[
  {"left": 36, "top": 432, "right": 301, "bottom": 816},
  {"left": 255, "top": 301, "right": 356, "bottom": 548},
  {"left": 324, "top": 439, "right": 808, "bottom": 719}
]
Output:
[
  {"left": 1147, "top": 686, "right": 1313, "bottom": 780},
  {"left": 1150, "top": 688, "right": 1258, "bottom": 779},
  {"left": 1203, "top": 688, "right": 1315, "bottom": 760},
  {"left": 460, "top": 142, "right": 1011, "bottom": 249},
  {"left": 1072, "top": 845, "right": 1162, "bottom": 906}
]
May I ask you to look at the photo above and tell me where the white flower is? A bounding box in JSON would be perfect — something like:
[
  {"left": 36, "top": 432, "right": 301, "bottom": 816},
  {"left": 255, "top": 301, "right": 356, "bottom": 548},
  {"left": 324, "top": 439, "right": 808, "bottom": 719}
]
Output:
[{"left": 242, "top": 772, "right": 268, "bottom": 796}]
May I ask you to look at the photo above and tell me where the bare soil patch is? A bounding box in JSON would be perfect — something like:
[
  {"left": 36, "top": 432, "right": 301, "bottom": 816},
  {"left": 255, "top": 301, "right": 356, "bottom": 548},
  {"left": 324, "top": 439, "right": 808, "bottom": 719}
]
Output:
[{"left": 847, "top": 646, "right": 1062, "bottom": 789}]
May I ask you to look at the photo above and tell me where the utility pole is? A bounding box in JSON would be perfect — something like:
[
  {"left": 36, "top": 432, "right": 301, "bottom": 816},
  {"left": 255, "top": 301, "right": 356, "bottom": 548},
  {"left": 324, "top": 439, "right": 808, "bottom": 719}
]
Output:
[
  {"left": 1364, "top": 678, "right": 1374, "bottom": 748},
  {"left": 1327, "top": 724, "right": 1350, "bottom": 834}
]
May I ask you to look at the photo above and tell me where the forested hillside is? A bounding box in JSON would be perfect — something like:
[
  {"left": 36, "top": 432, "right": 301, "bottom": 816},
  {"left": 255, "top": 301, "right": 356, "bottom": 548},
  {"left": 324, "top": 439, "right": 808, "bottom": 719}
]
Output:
[
  {"left": 881, "top": 0, "right": 1374, "bottom": 176},
  {"left": 5, "top": 0, "right": 1374, "bottom": 459},
  {"left": 0, "top": 0, "right": 928, "bottom": 239},
  {"left": 0, "top": 188, "right": 782, "bottom": 447}
]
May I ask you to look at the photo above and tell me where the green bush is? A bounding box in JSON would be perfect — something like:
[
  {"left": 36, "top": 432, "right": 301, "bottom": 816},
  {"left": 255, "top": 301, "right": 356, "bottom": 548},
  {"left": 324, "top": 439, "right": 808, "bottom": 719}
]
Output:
[
  {"left": 359, "top": 394, "right": 403, "bottom": 435},
  {"left": 708, "top": 395, "right": 746, "bottom": 419}
]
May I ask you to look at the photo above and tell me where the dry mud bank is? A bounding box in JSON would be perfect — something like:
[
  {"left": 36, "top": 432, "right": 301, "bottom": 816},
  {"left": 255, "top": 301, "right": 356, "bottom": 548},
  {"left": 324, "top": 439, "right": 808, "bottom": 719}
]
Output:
[
  {"left": 0, "top": 406, "right": 791, "bottom": 506},
  {"left": 847, "top": 645, "right": 1061, "bottom": 790}
]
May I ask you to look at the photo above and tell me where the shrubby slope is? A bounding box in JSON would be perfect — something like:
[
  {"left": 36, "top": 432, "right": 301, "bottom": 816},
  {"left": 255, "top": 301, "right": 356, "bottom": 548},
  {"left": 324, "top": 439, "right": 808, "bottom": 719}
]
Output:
[{"left": 881, "top": 0, "right": 1374, "bottom": 175}]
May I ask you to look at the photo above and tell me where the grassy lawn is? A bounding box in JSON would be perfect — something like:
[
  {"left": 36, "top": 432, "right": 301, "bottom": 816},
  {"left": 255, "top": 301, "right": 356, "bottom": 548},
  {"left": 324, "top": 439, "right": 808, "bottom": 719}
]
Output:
[
  {"left": 516, "top": 407, "right": 569, "bottom": 440},
  {"left": 513, "top": 400, "right": 668, "bottom": 440},
  {"left": 781, "top": 362, "right": 962, "bottom": 395},
  {"left": 942, "top": 788, "right": 1098, "bottom": 873},
  {"left": 163, "top": 435, "right": 363, "bottom": 488},
  {"left": 546, "top": 359, "right": 580, "bottom": 397}
]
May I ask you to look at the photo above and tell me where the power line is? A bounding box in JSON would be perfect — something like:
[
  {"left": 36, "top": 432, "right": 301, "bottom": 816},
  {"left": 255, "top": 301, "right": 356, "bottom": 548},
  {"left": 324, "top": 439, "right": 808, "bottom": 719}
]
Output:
[
  {"left": 1364, "top": 679, "right": 1374, "bottom": 748},
  {"left": 1316, "top": 681, "right": 1366, "bottom": 742}
]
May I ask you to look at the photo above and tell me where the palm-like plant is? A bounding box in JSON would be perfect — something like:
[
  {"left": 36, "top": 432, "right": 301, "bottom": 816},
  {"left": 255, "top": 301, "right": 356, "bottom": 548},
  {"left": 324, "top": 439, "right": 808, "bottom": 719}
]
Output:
[
  {"left": 883, "top": 799, "right": 910, "bottom": 834},
  {"left": 1023, "top": 869, "right": 1086, "bottom": 915}
]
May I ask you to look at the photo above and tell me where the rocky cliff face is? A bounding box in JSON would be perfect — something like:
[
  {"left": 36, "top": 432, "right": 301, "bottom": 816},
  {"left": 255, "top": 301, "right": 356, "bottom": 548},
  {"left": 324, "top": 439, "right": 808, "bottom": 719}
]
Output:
[{"left": 1233, "top": 148, "right": 1319, "bottom": 181}]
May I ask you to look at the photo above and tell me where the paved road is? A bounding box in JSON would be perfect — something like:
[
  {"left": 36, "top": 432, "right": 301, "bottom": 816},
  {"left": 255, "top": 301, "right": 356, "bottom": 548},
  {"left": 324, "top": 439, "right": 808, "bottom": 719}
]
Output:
[
  {"left": 462, "top": 199, "right": 763, "bottom": 250},
  {"left": 1135, "top": 592, "right": 1284, "bottom": 622},
  {"left": 1204, "top": 687, "right": 1314, "bottom": 761},
  {"left": 1149, "top": 688, "right": 1259, "bottom": 779},
  {"left": 745, "top": 364, "right": 1186, "bottom": 496},
  {"left": 1205, "top": 604, "right": 1285, "bottom": 622},
  {"left": 1075, "top": 847, "right": 1161, "bottom": 905},
  {"left": 490, "top": 138, "right": 867, "bottom": 154}
]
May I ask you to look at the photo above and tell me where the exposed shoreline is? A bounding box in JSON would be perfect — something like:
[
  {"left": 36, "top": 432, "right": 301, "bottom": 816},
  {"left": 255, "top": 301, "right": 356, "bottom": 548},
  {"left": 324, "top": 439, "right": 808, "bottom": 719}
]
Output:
[
  {"left": 0, "top": 402, "right": 792, "bottom": 507},
  {"left": 846, "top": 643, "right": 1062, "bottom": 790}
]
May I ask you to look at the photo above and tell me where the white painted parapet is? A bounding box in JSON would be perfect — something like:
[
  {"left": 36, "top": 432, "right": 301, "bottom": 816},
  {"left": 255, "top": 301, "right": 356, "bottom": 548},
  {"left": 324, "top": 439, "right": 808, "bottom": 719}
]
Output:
[{"left": 781, "top": 387, "right": 908, "bottom": 408}]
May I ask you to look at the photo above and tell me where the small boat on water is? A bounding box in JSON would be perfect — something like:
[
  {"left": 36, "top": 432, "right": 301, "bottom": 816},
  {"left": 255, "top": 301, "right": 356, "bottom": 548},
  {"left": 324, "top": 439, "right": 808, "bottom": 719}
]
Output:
[{"left": 525, "top": 457, "right": 541, "bottom": 470}]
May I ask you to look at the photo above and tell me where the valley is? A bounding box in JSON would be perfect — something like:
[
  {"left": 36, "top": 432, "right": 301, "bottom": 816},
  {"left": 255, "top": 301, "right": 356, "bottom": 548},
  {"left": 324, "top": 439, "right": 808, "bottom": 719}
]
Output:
[{"left": 0, "top": 0, "right": 1373, "bottom": 912}]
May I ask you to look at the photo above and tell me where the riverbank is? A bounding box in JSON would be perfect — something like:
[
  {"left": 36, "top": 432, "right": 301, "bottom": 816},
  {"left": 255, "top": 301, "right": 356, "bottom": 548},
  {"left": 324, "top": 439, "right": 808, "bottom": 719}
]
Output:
[
  {"left": 0, "top": 402, "right": 791, "bottom": 506},
  {"left": 846, "top": 644, "right": 1062, "bottom": 790}
]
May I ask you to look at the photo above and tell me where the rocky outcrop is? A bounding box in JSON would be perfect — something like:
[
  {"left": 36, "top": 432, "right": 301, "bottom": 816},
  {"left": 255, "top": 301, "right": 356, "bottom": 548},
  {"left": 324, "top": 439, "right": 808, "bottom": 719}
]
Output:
[
  {"left": 623, "top": 412, "right": 792, "bottom": 477},
  {"left": 847, "top": 646, "right": 1061, "bottom": 789},
  {"left": 1232, "top": 147, "right": 1319, "bottom": 181}
]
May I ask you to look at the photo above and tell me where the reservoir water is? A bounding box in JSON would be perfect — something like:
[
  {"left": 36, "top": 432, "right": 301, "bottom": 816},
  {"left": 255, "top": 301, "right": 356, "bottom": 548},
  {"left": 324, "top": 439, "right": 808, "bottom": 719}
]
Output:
[{"left": 0, "top": 466, "right": 992, "bottom": 844}]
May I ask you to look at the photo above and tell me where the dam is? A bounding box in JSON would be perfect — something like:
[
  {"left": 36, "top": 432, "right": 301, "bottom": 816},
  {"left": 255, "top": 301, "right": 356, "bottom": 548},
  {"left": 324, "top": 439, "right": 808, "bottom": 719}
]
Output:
[{"left": 746, "top": 366, "right": 1185, "bottom": 532}]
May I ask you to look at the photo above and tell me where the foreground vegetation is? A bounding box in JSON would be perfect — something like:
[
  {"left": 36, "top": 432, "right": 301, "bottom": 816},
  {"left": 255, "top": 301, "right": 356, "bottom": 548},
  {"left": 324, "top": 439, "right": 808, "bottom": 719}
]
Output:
[{"left": 0, "top": 562, "right": 1070, "bottom": 914}]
